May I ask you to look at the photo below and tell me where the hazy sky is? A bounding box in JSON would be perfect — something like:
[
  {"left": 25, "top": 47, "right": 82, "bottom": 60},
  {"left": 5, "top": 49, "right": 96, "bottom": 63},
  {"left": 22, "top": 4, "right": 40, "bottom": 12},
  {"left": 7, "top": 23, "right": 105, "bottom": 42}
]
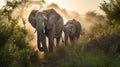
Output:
[
  {"left": 0, "top": 0, "right": 109, "bottom": 14},
  {"left": 45, "top": 0, "right": 109, "bottom": 14}
]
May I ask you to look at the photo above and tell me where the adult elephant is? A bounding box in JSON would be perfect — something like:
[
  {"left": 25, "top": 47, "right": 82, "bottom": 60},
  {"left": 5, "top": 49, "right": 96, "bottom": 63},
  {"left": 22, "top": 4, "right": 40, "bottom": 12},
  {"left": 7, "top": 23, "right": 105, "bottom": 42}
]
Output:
[
  {"left": 28, "top": 9, "right": 64, "bottom": 52},
  {"left": 63, "top": 19, "right": 81, "bottom": 47}
]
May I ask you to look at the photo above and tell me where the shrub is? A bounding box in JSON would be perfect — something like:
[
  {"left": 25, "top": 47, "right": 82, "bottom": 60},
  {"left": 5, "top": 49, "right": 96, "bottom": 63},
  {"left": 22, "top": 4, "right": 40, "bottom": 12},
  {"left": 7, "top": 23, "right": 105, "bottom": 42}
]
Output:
[{"left": 82, "top": 23, "right": 120, "bottom": 54}]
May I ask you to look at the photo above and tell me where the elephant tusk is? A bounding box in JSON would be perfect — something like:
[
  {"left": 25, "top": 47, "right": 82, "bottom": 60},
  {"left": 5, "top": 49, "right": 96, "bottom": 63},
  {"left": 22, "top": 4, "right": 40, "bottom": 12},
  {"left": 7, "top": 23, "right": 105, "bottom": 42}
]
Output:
[{"left": 42, "top": 28, "right": 45, "bottom": 34}]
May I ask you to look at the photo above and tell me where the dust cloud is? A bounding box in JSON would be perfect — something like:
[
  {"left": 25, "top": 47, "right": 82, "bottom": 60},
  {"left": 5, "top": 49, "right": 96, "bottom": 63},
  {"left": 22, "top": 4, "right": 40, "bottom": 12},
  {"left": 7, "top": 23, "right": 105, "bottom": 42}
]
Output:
[{"left": 44, "top": 3, "right": 106, "bottom": 33}]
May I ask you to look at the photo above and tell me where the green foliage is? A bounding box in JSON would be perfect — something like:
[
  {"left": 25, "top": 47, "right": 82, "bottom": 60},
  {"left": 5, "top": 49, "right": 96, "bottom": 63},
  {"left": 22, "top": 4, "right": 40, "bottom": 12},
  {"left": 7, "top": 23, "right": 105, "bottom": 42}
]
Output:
[
  {"left": 100, "top": 0, "right": 120, "bottom": 23},
  {"left": 1, "top": 43, "right": 33, "bottom": 67},
  {"left": 44, "top": 45, "right": 120, "bottom": 67},
  {"left": 0, "top": 0, "right": 43, "bottom": 67},
  {"left": 65, "top": 52, "right": 104, "bottom": 67},
  {"left": 82, "top": 23, "right": 120, "bottom": 54},
  {"left": 45, "top": 45, "right": 70, "bottom": 67},
  {"left": 8, "top": 26, "right": 28, "bottom": 49},
  {"left": 0, "top": 19, "right": 33, "bottom": 66}
]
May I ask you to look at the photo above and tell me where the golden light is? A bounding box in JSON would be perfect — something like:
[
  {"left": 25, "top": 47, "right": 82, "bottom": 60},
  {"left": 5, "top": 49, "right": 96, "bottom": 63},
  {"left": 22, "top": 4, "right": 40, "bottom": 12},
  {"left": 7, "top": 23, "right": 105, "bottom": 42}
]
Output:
[
  {"left": 0, "top": 0, "right": 5, "bottom": 8},
  {"left": 45, "top": 0, "right": 110, "bottom": 14}
]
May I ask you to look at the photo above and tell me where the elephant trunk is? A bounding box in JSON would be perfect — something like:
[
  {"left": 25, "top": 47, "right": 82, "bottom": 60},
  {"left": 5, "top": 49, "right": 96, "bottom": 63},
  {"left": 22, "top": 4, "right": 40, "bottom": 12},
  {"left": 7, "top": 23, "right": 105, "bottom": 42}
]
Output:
[
  {"left": 37, "top": 31, "right": 48, "bottom": 52},
  {"left": 37, "top": 31, "right": 43, "bottom": 51}
]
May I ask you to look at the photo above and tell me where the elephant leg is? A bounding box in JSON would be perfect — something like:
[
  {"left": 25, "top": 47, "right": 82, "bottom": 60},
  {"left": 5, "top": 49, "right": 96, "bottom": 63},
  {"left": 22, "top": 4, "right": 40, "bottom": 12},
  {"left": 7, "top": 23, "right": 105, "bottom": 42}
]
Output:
[
  {"left": 48, "top": 35, "right": 54, "bottom": 52},
  {"left": 42, "top": 35, "right": 48, "bottom": 53},
  {"left": 56, "top": 37, "right": 60, "bottom": 47},
  {"left": 70, "top": 37, "right": 75, "bottom": 47},
  {"left": 65, "top": 33, "right": 69, "bottom": 47}
]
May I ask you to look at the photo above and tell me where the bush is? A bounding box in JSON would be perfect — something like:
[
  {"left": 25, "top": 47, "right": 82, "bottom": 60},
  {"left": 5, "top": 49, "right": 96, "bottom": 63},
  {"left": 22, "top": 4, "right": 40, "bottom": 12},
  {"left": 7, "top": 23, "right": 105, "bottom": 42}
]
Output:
[
  {"left": 82, "top": 23, "right": 120, "bottom": 54},
  {"left": 1, "top": 43, "right": 33, "bottom": 67},
  {"left": 0, "top": 24, "right": 34, "bottom": 67},
  {"left": 0, "top": 15, "right": 33, "bottom": 67}
]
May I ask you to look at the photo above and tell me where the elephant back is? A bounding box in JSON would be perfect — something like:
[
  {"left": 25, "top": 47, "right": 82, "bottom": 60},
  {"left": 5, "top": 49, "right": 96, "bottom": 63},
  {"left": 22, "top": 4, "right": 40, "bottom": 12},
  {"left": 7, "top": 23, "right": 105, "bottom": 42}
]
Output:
[
  {"left": 44, "top": 9, "right": 64, "bottom": 37},
  {"left": 44, "top": 9, "right": 61, "bottom": 24},
  {"left": 65, "top": 19, "right": 81, "bottom": 39}
]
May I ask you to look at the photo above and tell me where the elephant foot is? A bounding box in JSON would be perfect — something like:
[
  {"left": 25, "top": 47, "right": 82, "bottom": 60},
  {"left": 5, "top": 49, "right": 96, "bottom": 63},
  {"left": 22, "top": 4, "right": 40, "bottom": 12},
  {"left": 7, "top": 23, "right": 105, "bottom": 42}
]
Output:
[{"left": 39, "top": 47, "right": 44, "bottom": 51}]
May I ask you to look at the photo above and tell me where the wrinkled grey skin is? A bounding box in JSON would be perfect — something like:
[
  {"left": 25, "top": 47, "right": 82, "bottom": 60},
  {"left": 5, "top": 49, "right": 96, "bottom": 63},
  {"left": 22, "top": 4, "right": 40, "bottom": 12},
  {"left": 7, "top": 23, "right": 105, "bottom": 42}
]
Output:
[
  {"left": 28, "top": 9, "right": 64, "bottom": 52},
  {"left": 63, "top": 19, "right": 81, "bottom": 47}
]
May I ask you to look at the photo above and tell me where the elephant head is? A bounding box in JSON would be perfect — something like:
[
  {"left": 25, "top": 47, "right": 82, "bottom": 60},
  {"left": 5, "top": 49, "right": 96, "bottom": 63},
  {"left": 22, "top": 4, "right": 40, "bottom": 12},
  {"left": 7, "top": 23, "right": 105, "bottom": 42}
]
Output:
[
  {"left": 63, "top": 19, "right": 81, "bottom": 47},
  {"left": 28, "top": 10, "right": 48, "bottom": 52},
  {"left": 28, "top": 10, "right": 38, "bottom": 28}
]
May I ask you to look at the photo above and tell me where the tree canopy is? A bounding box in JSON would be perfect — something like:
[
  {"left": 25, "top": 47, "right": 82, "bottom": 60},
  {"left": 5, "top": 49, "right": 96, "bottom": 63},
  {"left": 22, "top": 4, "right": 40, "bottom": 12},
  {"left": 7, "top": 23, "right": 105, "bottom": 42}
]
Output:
[{"left": 100, "top": 0, "right": 120, "bottom": 23}]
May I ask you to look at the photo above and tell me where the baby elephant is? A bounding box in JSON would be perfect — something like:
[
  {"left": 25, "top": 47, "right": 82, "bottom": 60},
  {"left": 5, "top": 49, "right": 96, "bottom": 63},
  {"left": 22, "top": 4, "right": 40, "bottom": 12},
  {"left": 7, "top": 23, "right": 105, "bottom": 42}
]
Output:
[{"left": 63, "top": 19, "right": 81, "bottom": 47}]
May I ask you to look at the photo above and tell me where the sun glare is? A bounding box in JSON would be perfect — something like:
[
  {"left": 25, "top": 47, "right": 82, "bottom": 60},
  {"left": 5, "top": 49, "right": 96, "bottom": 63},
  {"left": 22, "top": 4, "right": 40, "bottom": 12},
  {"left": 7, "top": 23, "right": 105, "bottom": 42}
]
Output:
[{"left": 0, "top": 0, "right": 5, "bottom": 8}]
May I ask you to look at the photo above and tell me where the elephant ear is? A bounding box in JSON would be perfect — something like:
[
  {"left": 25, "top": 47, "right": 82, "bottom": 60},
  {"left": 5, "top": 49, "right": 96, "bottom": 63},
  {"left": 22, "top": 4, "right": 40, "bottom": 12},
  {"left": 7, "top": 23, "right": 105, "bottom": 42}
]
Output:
[{"left": 28, "top": 10, "right": 39, "bottom": 28}]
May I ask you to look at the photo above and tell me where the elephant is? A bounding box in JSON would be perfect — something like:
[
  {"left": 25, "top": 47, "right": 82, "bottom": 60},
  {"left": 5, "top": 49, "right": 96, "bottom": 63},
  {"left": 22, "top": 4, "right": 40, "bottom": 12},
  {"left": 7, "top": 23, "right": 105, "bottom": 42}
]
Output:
[
  {"left": 28, "top": 9, "right": 64, "bottom": 52},
  {"left": 63, "top": 19, "right": 81, "bottom": 47}
]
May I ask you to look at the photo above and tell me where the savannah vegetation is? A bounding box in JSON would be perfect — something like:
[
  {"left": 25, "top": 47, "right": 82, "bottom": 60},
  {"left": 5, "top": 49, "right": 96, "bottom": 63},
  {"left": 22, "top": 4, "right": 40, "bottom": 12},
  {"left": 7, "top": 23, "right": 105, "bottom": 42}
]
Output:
[{"left": 0, "top": 0, "right": 120, "bottom": 67}]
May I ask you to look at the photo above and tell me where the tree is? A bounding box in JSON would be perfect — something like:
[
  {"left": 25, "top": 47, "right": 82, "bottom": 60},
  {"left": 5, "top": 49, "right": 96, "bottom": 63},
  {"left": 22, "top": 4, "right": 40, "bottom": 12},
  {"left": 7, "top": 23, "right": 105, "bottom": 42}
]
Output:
[
  {"left": 0, "top": 0, "right": 45, "bottom": 67},
  {"left": 100, "top": 0, "right": 120, "bottom": 23}
]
